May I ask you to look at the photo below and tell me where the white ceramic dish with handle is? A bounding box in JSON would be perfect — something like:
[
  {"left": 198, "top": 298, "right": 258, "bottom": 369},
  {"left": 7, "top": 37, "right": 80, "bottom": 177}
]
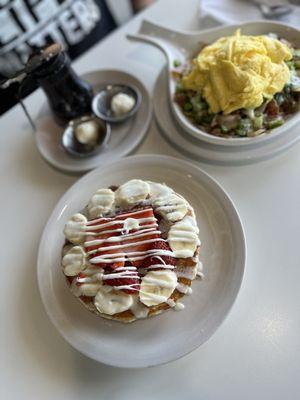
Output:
[
  {"left": 37, "top": 155, "right": 246, "bottom": 368},
  {"left": 153, "top": 68, "right": 300, "bottom": 165},
  {"left": 128, "top": 20, "right": 300, "bottom": 147}
]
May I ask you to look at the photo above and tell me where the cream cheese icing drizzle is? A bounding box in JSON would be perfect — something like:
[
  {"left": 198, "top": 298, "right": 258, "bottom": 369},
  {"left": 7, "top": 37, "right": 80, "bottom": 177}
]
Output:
[
  {"left": 176, "top": 282, "right": 193, "bottom": 295},
  {"left": 175, "top": 266, "right": 197, "bottom": 280},
  {"left": 82, "top": 208, "right": 176, "bottom": 266},
  {"left": 122, "top": 217, "right": 140, "bottom": 233},
  {"left": 167, "top": 298, "right": 185, "bottom": 311}
]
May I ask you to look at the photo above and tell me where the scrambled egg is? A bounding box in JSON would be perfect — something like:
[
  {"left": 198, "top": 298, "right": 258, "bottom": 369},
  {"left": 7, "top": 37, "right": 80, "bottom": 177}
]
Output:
[{"left": 182, "top": 30, "right": 292, "bottom": 114}]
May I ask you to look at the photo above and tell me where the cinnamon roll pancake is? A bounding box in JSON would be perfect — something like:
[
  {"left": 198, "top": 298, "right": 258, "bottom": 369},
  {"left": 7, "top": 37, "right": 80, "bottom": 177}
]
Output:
[{"left": 62, "top": 179, "right": 203, "bottom": 323}]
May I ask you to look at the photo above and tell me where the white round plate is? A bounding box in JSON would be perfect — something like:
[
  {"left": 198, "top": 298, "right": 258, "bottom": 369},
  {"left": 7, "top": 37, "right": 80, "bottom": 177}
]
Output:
[
  {"left": 37, "top": 155, "right": 246, "bottom": 368},
  {"left": 154, "top": 69, "right": 300, "bottom": 165},
  {"left": 35, "top": 70, "right": 152, "bottom": 174}
]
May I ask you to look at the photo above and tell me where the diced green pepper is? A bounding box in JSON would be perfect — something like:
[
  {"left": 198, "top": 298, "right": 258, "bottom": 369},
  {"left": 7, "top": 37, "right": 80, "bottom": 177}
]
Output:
[
  {"left": 183, "top": 102, "right": 193, "bottom": 112},
  {"left": 286, "top": 60, "right": 295, "bottom": 69},
  {"left": 294, "top": 60, "right": 300, "bottom": 69},
  {"left": 235, "top": 127, "right": 247, "bottom": 137},
  {"left": 191, "top": 96, "right": 209, "bottom": 112},
  {"left": 220, "top": 124, "right": 229, "bottom": 134},
  {"left": 253, "top": 115, "right": 264, "bottom": 129},
  {"left": 235, "top": 118, "right": 253, "bottom": 136},
  {"left": 241, "top": 118, "right": 252, "bottom": 129},
  {"left": 293, "top": 49, "right": 300, "bottom": 59},
  {"left": 173, "top": 60, "right": 181, "bottom": 67},
  {"left": 201, "top": 114, "right": 214, "bottom": 124},
  {"left": 267, "top": 117, "right": 284, "bottom": 129}
]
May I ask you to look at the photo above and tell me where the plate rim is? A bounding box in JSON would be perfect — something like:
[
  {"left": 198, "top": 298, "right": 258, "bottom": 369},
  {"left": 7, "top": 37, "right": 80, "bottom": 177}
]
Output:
[{"left": 37, "top": 154, "right": 246, "bottom": 367}]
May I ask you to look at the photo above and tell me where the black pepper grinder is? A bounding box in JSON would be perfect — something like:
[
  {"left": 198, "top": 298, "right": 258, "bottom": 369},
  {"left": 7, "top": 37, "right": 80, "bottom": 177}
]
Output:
[{"left": 29, "top": 44, "right": 94, "bottom": 125}]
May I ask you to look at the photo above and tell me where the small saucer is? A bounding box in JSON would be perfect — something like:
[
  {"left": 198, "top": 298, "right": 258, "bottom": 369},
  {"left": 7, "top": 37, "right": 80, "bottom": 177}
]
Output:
[{"left": 35, "top": 69, "right": 152, "bottom": 174}]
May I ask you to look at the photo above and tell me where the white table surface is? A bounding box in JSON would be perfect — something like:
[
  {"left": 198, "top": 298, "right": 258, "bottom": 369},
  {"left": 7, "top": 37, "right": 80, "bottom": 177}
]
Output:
[{"left": 1, "top": 0, "right": 299, "bottom": 399}]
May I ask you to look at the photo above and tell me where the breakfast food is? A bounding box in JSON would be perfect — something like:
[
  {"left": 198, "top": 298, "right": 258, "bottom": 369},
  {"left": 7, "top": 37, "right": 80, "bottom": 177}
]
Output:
[
  {"left": 174, "top": 30, "right": 300, "bottom": 138},
  {"left": 62, "top": 179, "right": 203, "bottom": 323}
]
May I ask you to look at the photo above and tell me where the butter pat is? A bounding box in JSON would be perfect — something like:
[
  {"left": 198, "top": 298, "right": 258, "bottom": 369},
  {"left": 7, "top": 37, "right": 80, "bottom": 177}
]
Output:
[
  {"left": 75, "top": 120, "right": 99, "bottom": 144},
  {"left": 111, "top": 93, "right": 135, "bottom": 116}
]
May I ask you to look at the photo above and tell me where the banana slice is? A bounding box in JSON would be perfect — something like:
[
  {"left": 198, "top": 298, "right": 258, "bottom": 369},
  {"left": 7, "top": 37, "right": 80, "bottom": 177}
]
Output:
[
  {"left": 147, "top": 181, "right": 172, "bottom": 200},
  {"left": 153, "top": 193, "right": 188, "bottom": 222},
  {"left": 88, "top": 188, "right": 115, "bottom": 219},
  {"left": 94, "top": 286, "right": 134, "bottom": 315},
  {"left": 70, "top": 279, "right": 102, "bottom": 297},
  {"left": 115, "top": 179, "right": 150, "bottom": 206},
  {"left": 78, "top": 282, "right": 102, "bottom": 297},
  {"left": 62, "top": 246, "right": 86, "bottom": 276},
  {"left": 167, "top": 215, "right": 200, "bottom": 258},
  {"left": 64, "top": 213, "right": 87, "bottom": 244},
  {"left": 139, "top": 270, "right": 177, "bottom": 307}
]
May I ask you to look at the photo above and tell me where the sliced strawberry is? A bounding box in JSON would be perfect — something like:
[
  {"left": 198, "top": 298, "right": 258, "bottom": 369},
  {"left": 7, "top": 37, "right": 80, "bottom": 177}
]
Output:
[
  {"left": 142, "top": 240, "right": 176, "bottom": 269},
  {"left": 76, "top": 272, "right": 86, "bottom": 286},
  {"left": 110, "top": 261, "right": 125, "bottom": 270},
  {"left": 104, "top": 272, "right": 139, "bottom": 295}
]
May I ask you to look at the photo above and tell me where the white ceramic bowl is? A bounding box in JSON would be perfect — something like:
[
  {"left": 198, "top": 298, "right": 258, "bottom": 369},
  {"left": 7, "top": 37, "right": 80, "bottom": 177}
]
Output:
[{"left": 128, "top": 20, "right": 300, "bottom": 147}]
